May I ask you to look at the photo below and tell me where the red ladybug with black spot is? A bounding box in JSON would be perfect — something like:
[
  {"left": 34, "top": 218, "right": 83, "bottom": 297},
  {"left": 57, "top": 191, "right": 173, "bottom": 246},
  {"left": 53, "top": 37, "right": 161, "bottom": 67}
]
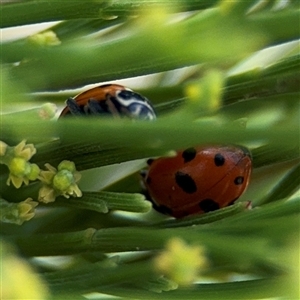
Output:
[
  {"left": 59, "top": 84, "right": 156, "bottom": 120},
  {"left": 142, "top": 145, "right": 252, "bottom": 218}
]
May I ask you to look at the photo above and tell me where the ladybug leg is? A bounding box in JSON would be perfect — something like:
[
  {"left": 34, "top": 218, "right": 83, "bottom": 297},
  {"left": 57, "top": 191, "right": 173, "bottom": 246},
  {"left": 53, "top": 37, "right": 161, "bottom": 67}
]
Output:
[
  {"left": 87, "top": 99, "right": 109, "bottom": 115},
  {"left": 66, "top": 98, "right": 85, "bottom": 116},
  {"left": 105, "top": 94, "right": 122, "bottom": 116}
]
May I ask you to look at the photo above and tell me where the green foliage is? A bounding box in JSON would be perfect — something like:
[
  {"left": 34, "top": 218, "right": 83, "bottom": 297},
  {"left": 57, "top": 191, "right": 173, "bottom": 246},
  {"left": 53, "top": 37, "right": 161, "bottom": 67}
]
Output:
[{"left": 1, "top": 1, "right": 299, "bottom": 299}]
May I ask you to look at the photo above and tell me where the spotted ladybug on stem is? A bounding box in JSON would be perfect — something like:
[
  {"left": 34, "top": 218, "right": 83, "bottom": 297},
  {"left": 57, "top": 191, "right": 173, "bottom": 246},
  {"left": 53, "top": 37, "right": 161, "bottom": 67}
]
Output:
[
  {"left": 59, "top": 84, "right": 156, "bottom": 120},
  {"left": 142, "top": 145, "right": 252, "bottom": 218}
]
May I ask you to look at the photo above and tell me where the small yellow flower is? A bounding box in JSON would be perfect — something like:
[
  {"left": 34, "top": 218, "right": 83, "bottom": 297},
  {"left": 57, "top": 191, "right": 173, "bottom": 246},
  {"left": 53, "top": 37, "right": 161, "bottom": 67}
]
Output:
[
  {"left": 2, "top": 140, "right": 39, "bottom": 188},
  {"left": 154, "top": 237, "right": 208, "bottom": 286},
  {"left": 18, "top": 198, "right": 39, "bottom": 223},
  {"left": 38, "top": 185, "right": 56, "bottom": 203},
  {"left": 38, "top": 103, "right": 57, "bottom": 120},
  {"left": 38, "top": 160, "right": 82, "bottom": 203},
  {"left": 185, "top": 83, "right": 202, "bottom": 102},
  {"left": 184, "top": 71, "right": 223, "bottom": 115},
  {"left": 0, "top": 198, "right": 38, "bottom": 225},
  {"left": 14, "top": 139, "right": 36, "bottom": 160},
  {"left": 28, "top": 30, "right": 61, "bottom": 46},
  {"left": 9, "top": 157, "right": 31, "bottom": 176},
  {"left": 7, "top": 159, "right": 40, "bottom": 188}
]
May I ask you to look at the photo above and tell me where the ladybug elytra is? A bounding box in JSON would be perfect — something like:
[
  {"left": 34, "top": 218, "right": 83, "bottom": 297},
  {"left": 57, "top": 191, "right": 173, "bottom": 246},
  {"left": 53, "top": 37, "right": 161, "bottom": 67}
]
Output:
[
  {"left": 142, "top": 145, "right": 252, "bottom": 218},
  {"left": 59, "top": 84, "right": 156, "bottom": 120}
]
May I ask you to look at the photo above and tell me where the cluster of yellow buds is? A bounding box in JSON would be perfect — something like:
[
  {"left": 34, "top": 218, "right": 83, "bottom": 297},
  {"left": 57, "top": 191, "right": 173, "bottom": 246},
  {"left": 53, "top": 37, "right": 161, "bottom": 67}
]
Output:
[
  {"left": 1, "top": 140, "right": 40, "bottom": 188},
  {"left": 0, "top": 140, "right": 82, "bottom": 224},
  {"left": 38, "top": 161, "right": 82, "bottom": 203}
]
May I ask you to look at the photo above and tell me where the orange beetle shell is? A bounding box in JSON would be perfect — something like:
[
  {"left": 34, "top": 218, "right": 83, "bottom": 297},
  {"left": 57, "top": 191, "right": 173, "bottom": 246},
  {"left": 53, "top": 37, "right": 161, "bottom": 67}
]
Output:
[
  {"left": 59, "top": 84, "right": 125, "bottom": 117},
  {"left": 143, "top": 145, "right": 252, "bottom": 218},
  {"left": 59, "top": 84, "right": 156, "bottom": 120}
]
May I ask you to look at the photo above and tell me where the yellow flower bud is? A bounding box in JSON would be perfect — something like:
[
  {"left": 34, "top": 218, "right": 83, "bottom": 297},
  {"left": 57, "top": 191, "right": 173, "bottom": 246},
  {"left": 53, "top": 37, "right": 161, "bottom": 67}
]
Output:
[
  {"left": 28, "top": 30, "right": 61, "bottom": 46},
  {"left": 58, "top": 160, "right": 76, "bottom": 172},
  {"left": 9, "top": 157, "right": 30, "bottom": 177},
  {"left": 154, "top": 238, "right": 208, "bottom": 286},
  {"left": 53, "top": 170, "right": 74, "bottom": 191},
  {"left": 27, "top": 163, "right": 40, "bottom": 181}
]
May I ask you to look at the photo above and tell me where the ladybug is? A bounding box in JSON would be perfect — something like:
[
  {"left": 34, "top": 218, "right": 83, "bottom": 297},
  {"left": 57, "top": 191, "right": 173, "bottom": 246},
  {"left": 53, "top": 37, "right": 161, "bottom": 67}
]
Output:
[
  {"left": 59, "top": 84, "right": 156, "bottom": 120},
  {"left": 142, "top": 145, "right": 252, "bottom": 218}
]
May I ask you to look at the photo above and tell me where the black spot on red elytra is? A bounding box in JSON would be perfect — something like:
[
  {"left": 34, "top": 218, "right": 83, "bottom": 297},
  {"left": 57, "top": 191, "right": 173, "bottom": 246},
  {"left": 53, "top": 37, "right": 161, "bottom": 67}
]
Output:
[
  {"left": 175, "top": 172, "right": 197, "bottom": 194},
  {"left": 147, "top": 159, "right": 154, "bottom": 165},
  {"left": 182, "top": 148, "right": 197, "bottom": 163},
  {"left": 234, "top": 176, "right": 244, "bottom": 185},
  {"left": 214, "top": 153, "right": 225, "bottom": 166},
  {"left": 199, "top": 198, "right": 220, "bottom": 212}
]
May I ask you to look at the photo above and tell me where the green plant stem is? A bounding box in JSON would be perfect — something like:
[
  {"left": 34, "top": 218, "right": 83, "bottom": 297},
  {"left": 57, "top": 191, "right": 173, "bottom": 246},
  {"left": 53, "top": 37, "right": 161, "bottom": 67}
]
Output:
[
  {"left": 9, "top": 200, "right": 299, "bottom": 258},
  {"left": 54, "top": 191, "right": 151, "bottom": 213},
  {"left": 97, "top": 277, "right": 288, "bottom": 300},
  {"left": 1, "top": 117, "right": 298, "bottom": 166},
  {"left": 43, "top": 259, "right": 154, "bottom": 294},
  {"left": 258, "top": 164, "right": 300, "bottom": 204},
  {"left": 0, "top": 0, "right": 220, "bottom": 28},
  {"left": 248, "top": 8, "right": 300, "bottom": 43},
  {"left": 5, "top": 7, "right": 286, "bottom": 91},
  {"left": 0, "top": 1, "right": 108, "bottom": 28},
  {"left": 101, "top": 0, "right": 221, "bottom": 15},
  {"left": 1, "top": 18, "right": 127, "bottom": 64},
  {"left": 223, "top": 56, "right": 300, "bottom": 105},
  {"left": 219, "top": 197, "right": 300, "bottom": 224},
  {"left": 24, "top": 54, "right": 300, "bottom": 107},
  {"left": 151, "top": 202, "right": 249, "bottom": 228},
  {"left": 251, "top": 143, "right": 300, "bottom": 168}
]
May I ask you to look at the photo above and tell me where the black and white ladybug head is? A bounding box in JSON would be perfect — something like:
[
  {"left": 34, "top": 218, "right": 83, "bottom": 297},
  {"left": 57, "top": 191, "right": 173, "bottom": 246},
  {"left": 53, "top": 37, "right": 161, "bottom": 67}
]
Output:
[{"left": 113, "top": 89, "right": 156, "bottom": 120}]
